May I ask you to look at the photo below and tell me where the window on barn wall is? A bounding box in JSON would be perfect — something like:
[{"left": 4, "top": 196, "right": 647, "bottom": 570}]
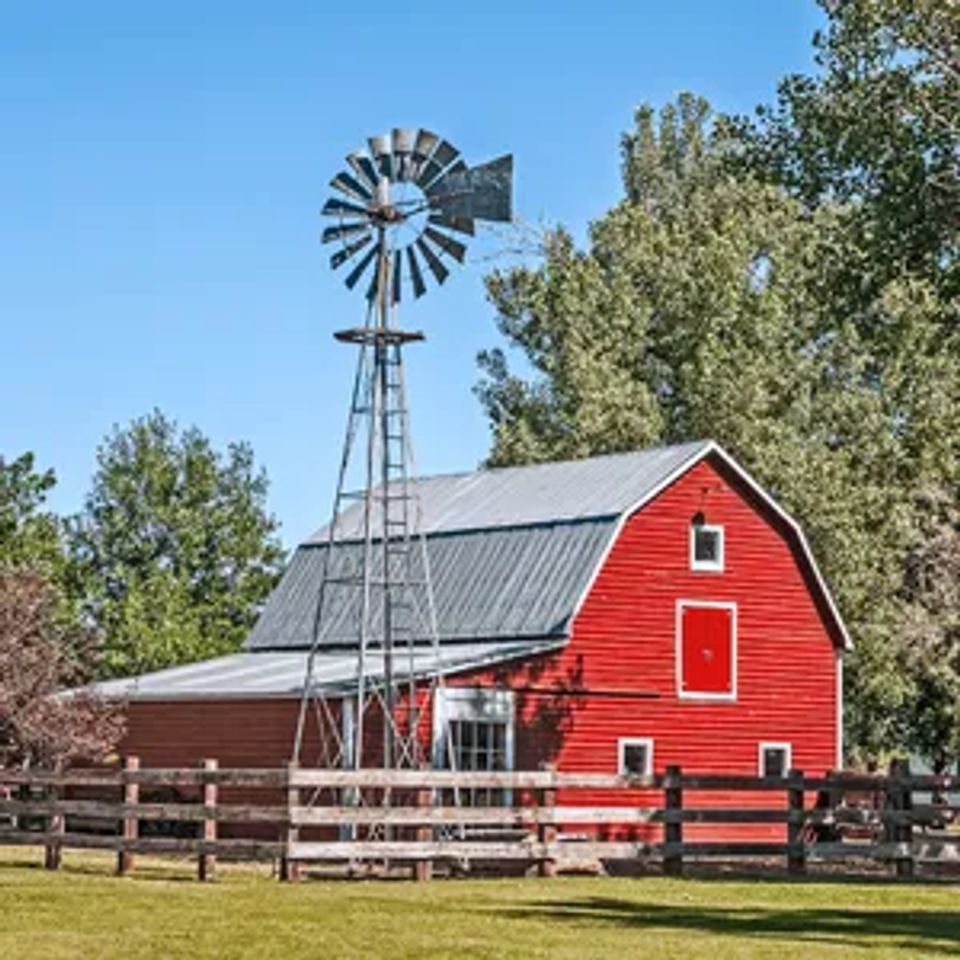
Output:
[
  {"left": 759, "top": 742, "right": 792, "bottom": 778},
  {"left": 690, "top": 521, "right": 724, "bottom": 572},
  {"left": 677, "top": 601, "right": 736, "bottom": 700},
  {"left": 433, "top": 688, "right": 514, "bottom": 808},
  {"left": 618, "top": 737, "right": 654, "bottom": 777}
]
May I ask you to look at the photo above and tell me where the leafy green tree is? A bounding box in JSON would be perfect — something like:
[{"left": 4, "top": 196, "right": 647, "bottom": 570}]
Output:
[
  {"left": 479, "top": 91, "right": 959, "bottom": 764},
  {"left": 0, "top": 452, "right": 65, "bottom": 578},
  {"left": 70, "top": 411, "right": 285, "bottom": 678},
  {"left": 727, "top": 0, "right": 958, "bottom": 302}
]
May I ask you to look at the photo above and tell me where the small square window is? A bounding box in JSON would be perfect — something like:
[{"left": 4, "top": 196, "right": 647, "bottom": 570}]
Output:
[
  {"left": 618, "top": 737, "right": 654, "bottom": 777},
  {"left": 759, "top": 742, "right": 792, "bottom": 778},
  {"left": 691, "top": 524, "right": 724, "bottom": 572}
]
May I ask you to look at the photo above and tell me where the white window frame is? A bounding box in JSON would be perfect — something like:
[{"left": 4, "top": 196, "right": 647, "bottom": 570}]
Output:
[
  {"left": 758, "top": 741, "right": 793, "bottom": 778},
  {"left": 690, "top": 523, "right": 725, "bottom": 572},
  {"left": 618, "top": 737, "right": 654, "bottom": 777},
  {"left": 431, "top": 687, "right": 515, "bottom": 771},
  {"left": 676, "top": 599, "right": 738, "bottom": 702}
]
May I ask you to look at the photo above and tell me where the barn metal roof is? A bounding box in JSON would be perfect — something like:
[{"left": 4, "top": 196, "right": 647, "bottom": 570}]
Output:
[
  {"left": 89, "top": 639, "right": 562, "bottom": 701},
  {"left": 308, "top": 440, "right": 710, "bottom": 542},
  {"left": 248, "top": 442, "right": 712, "bottom": 652}
]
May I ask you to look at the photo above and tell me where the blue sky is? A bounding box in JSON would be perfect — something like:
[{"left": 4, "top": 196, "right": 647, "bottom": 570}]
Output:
[{"left": 1, "top": 1, "right": 824, "bottom": 548}]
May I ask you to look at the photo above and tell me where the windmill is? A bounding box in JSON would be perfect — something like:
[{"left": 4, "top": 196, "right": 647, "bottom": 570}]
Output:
[{"left": 292, "top": 129, "right": 513, "bottom": 773}]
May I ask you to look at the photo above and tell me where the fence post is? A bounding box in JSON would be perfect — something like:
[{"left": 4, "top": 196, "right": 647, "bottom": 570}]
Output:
[
  {"left": 280, "top": 760, "right": 301, "bottom": 883},
  {"left": 198, "top": 758, "right": 217, "bottom": 882},
  {"left": 413, "top": 764, "right": 432, "bottom": 882},
  {"left": 537, "top": 763, "right": 558, "bottom": 878},
  {"left": 117, "top": 755, "right": 139, "bottom": 876},
  {"left": 43, "top": 766, "right": 63, "bottom": 871},
  {"left": 786, "top": 767, "right": 806, "bottom": 875},
  {"left": 893, "top": 758, "right": 914, "bottom": 879},
  {"left": 663, "top": 764, "right": 683, "bottom": 877}
]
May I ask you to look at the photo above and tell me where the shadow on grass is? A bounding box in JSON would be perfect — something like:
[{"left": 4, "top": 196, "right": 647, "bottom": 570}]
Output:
[{"left": 503, "top": 897, "right": 960, "bottom": 956}]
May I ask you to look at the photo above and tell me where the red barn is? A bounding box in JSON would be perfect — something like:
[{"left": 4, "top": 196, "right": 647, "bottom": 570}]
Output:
[{"left": 102, "top": 440, "right": 849, "bottom": 806}]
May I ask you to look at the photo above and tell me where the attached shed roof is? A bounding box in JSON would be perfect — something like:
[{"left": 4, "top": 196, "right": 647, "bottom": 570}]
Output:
[{"left": 90, "top": 639, "right": 562, "bottom": 701}]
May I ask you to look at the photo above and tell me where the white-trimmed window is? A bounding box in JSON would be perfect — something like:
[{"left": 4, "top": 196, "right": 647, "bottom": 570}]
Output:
[
  {"left": 691, "top": 523, "right": 724, "bottom": 572},
  {"left": 759, "top": 742, "right": 792, "bottom": 778},
  {"left": 676, "top": 600, "right": 737, "bottom": 701},
  {"left": 618, "top": 737, "right": 654, "bottom": 777},
  {"left": 433, "top": 688, "right": 514, "bottom": 806}
]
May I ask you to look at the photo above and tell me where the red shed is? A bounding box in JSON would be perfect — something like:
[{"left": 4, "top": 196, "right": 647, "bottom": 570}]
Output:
[{"left": 101, "top": 441, "right": 849, "bottom": 807}]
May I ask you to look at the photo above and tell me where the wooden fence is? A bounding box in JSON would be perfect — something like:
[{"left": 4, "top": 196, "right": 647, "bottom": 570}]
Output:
[{"left": 1, "top": 759, "right": 958, "bottom": 881}]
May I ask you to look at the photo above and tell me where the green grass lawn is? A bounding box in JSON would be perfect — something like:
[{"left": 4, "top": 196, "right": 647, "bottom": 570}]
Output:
[{"left": 1, "top": 848, "right": 958, "bottom": 959}]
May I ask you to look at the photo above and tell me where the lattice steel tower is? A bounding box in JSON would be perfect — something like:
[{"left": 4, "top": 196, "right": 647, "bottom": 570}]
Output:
[{"left": 292, "top": 129, "right": 513, "bottom": 771}]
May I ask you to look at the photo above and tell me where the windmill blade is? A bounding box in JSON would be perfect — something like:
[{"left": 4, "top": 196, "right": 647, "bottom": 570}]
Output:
[
  {"left": 391, "top": 128, "right": 416, "bottom": 182},
  {"left": 392, "top": 249, "right": 402, "bottom": 304},
  {"left": 406, "top": 244, "right": 426, "bottom": 299},
  {"left": 322, "top": 221, "right": 371, "bottom": 244},
  {"left": 423, "top": 226, "right": 467, "bottom": 264},
  {"left": 410, "top": 129, "right": 439, "bottom": 182},
  {"left": 322, "top": 197, "right": 370, "bottom": 219},
  {"left": 422, "top": 158, "right": 466, "bottom": 194},
  {"left": 414, "top": 139, "right": 460, "bottom": 188},
  {"left": 415, "top": 236, "right": 449, "bottom": 286},
  {"left": 412, "top": 129, "right": 439, "bottom": 160},
  {"left": 344, "top": 241, "right": 380, "bottom": 289},
  {"left": 347, "top": 151, "right": 379, "bottom": 191},
  {"left": 330, "top": 233, "right": 372, "bottom": 270},
  {"left": 368, "top": 133, "right": 393, "bottom": 180},
  {"left": 330, "top": 171, "right": 372, "bottom": 202}
]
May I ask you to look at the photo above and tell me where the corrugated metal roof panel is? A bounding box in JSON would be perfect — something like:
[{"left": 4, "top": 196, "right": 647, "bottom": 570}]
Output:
[
  {"left": 308, "top": 441, "right": 709, "bottom": 542},
  {"left": 246, "top": 519, "right": 614, "bottom": 650},
  {"left": 90, "top": 639, "right": 563, "bottom": 701}
]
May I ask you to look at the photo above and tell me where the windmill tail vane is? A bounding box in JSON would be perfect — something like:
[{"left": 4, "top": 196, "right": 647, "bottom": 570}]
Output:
[{"left": 292, "top": 128, "right": 513, "bottom": 777}]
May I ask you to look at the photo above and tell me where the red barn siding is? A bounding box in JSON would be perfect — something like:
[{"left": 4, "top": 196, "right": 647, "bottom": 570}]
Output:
[{"left": 448, "top": 453, "right": 840, "bottom": 838}]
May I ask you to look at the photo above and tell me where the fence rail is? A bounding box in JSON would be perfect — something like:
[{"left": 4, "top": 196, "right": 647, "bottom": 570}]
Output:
[{"left": 2, "top": 758, "right": 958, "bottom": 881}]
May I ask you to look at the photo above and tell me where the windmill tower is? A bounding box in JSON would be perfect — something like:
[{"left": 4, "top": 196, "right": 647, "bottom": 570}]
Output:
[{"left": 292, "top": 129, "right": 513, "bottom": 772}]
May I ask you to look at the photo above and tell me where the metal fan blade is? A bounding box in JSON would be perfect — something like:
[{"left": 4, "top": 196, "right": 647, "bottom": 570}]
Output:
[
  {"left": 344, "top": 242, "right": 380, "bottom": 289},
  {"left": 322, "top": 221, "right": 371, "bottom": 244},
  {"left": 412, "top": 129, "right": 439, "bottom": 160},
  {"left": 414, "top": 139, "right": 460, "bottom": 188},
  {"left": 347, "top": 151, "right": 379, "bottom": 191},
  {"left": 330, "top": 171, "right": 372, "bottom": 202},
  {"left": 415, "top": 236, "right": 449, "bottom": 286},
  {"left": 428, "top": 212, "right": 475, "bottom": 236},
  {"left": 368, "top": 133, "right": 393, "bottom": 180},
  {"left": 406, "top": 245, "right": 426, "bottom": 299},
  {"left": 422, "top": 158, "right": 466, "bottom": 193},
  {"left": 392, "top": 249, "right": 402, "bottom": 304},
  {"left": 322, "top": 197, "right": 370, "bottom": 218},
  {"left": 424, "top": 225, "right": 467, "bottom": 263},
  {"left": 391, "top": 128, "right": 416, "bottom": 182},
  {"left": 330, "top": 233, "right": 372, "bottom": 270}
]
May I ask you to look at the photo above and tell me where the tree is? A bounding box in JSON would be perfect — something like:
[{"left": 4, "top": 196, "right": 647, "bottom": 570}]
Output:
[
  {"left": 0, "top": 570, "right": 123, "bottom": 769},
  {"left": 0, "top": 452, "right": 66, "bottom": 579},
  {"left": 478, "top": 92, "right": 960, "bottom": 764},
  {"left": 70, "top": 411, "right": 285, "bottom": 678},
  {"left": 728, "top": 0, "right": 959, "bottom": 303},
  {"left": 898, "top": 493, "right": 960, "bottom": 773}
]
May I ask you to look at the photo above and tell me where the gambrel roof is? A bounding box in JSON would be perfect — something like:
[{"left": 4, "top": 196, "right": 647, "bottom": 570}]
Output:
[{"left": 246, "top": 440, "right": 850, "bottom": 653}]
